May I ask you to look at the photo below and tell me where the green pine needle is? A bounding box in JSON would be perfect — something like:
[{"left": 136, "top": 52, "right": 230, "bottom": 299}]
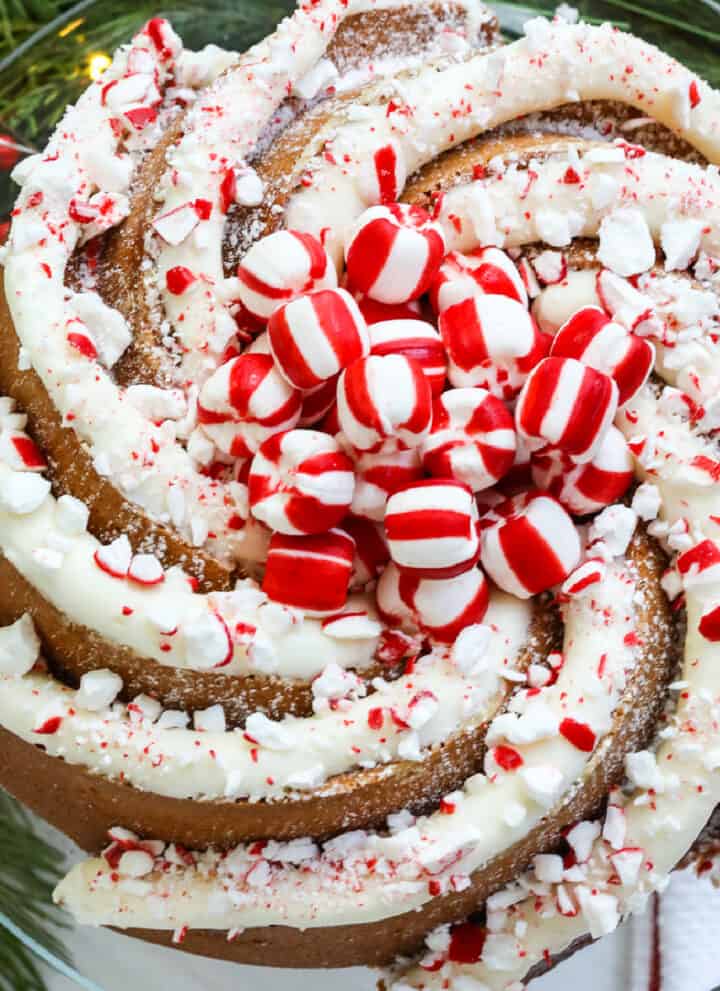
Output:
[
  {"left": 0, "top": 789, "right": 72, "bottom": 991},
  {"left": 0, "top": 0, "right": 72, "bottom": 54}
]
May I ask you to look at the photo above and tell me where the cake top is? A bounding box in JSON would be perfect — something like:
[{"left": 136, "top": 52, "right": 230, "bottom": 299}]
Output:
[{"left": 0, "top": 0, "right": 718, "bottom": 984}]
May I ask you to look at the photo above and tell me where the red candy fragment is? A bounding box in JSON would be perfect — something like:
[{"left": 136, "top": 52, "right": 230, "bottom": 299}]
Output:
[
  {"left": 493, "top": 745, "right": 524, "bottom": 771},
  {"left": 699, "top": 605, "right": 720, "bottom": 642},
  {"left": 447, "top": 922, "right": 487, "bottom": 964},
  {"left": 559, "top": 717, "right": 597, "bottom": 753}
]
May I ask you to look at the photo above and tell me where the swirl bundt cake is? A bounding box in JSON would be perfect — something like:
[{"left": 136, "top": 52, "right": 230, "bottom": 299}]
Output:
[{"left": 0, "top": 1, "right": 718, "bottom": 986}]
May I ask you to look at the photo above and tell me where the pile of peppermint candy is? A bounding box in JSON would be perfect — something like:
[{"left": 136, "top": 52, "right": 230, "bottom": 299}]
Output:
[{"left": 198, "top": 201, "right": 653, "bottom": 632}]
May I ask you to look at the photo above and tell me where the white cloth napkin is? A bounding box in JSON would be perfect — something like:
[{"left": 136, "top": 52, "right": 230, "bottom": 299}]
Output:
[{"left": 629, "top": 869, "right": 720, "bottom": 991}]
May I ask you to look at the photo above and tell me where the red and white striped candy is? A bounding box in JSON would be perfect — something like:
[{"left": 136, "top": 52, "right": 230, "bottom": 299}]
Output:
[
  {"left": 353, "top": 292, "right": 423, "bottom": 326},
  {"left": 385, "top": 479, "right": 480, "bottom": 578},
  {"left": 337, "top": 354, "right": 432, "bottom": 454},
  {"left": 262, "top": 528, "right": 355, "bottom": 614},
  {"left": 236, "top": 230, "right": 337, "bottom": 322},
  {"left": 340, "top": 514, "right": 390, "bottom": 586},
  {"left": 299, "top": 377, "right": 339, "bottom": 427},
  {"left": 515, "top": 357, "right": 619, "bottom": 463},
  {"left": 351, "top": 448, "right": 423, "bottom": 521},
  {"left": 248, "top": 429, "right": 355, "bottom": 535},
  {"left": 550, "top": 306, "right": 655, "bottom": 405},
  {"left": 531, "top": 426, "right": 634, "bottom": 516},
  {"left": 197, "top": 353, "right": 301, "bottom": 459},
  {"left": 377, "top": 561, "right": 489, "bottom": 643},
  {"left": 421, "top": 388, "right": 516, "bottom": 493},
  {"left": 439, "top": 295, "right": 549, "bottom": 399},
  {"left": 268, "top": 288, "right": 369, "bottom": 391},
  {"left": 479, "top": 491, "right": 581, "bottom": 598},
  {"left": 429, "top": 247, "right": 528, "bottom": 314},
  {"left": 368, "top": 319, "right": 447, "bottom": 396},
  {"left": 344, "top": 203, "right": 446, "bottom": 305}
]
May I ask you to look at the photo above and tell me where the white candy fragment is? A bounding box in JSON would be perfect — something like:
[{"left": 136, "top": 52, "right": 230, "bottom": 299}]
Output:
[
  {"left": 234, "top": 169, "right": 264, "bottom": 207},
  {"left": 125, "top": 385, "right": 187, "bottom": 421},
  {"left": 118, "top": 850, "right": 155, "bottom": 879},
  {"left": 577, "top": 888, "right": 620, "bottom": 938},
  {"left": 157, "top": 710, "right": 190, "bottom": 731},
  {"left": 194, "top": 705, "right": 227, "bottom": 733},
  {"left": 183, "top": 612, "right": 232, "bottom": 669},
  {"left": 533, "top": 853, "right": 564, "bottom": 883},
  {"left": 588, "top": 505, "right": 637, "bottom": 557},
  {"left": 152, "top": 201, "right": 202, "bottom": 245},
  {"left": 245, "top": 712, "right": 294, "bottom": 750},
  {"left": 566, "top": 820, "right": 601, "bottom": 863},
  {"left": 0, "top": 472, "right": 50, "bottom": 514},
  {"left": 661, "top": 218, "right": 703, "bottom": 271},
  {"left": 610, "top": 848, "right": 644, "bottom": 886},
  {"left": 94, "top": 534, "right": 133, "bottom": 578},
  {"left": 292, "top": 58, "right": 338, "bottom": 100},
  {"left": 56, "top": 494, "right": 89, "bottom": 535},
  {"left": 598, "top": 208, "right": 655, "bottom": 276},
  {"left": 631, "top": 482, "right": 661, "bottom": 521},
  {"left": 0, "top": 614, "right": 40, "bottom": 676},
  {"left": 71, "top": 291, "right": 132, "bottom": 367},
  {"left": 76, "top": 669, "right": 123, "bottom": 711},
  {"left": 521, "top": 765, "right": 563, "bottom": 805},
  {"left": 321, "top": 613, "right": 381, "bottom": 640},
  {"left": 602, "top": 804, "right": 626, "bottom": 849},
  {"left": 625, "top": 749, "right": 665, "bottom": 792},
  {"left": 452, "top": 624, "right": 492, "bottom": 675}
]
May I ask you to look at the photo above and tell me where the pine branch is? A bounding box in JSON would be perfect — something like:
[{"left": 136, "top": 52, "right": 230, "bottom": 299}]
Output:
[
  {"left": 0, "top": 789, "right": 71, "bottom": 991},
  {"left": 0, "top": 1, "right": 75, "bottom": 56}
]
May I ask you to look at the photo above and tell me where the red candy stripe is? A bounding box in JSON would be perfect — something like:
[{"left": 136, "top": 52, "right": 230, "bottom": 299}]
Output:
[
  {"left": 531, "top": 426, "right": 634, "bottom": 515},
  {"left": 429, "top": 246, "right": 528, "bottom": 314},
  {"left": 262, "top": 529, "right": 355, "bottom": 614}
]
